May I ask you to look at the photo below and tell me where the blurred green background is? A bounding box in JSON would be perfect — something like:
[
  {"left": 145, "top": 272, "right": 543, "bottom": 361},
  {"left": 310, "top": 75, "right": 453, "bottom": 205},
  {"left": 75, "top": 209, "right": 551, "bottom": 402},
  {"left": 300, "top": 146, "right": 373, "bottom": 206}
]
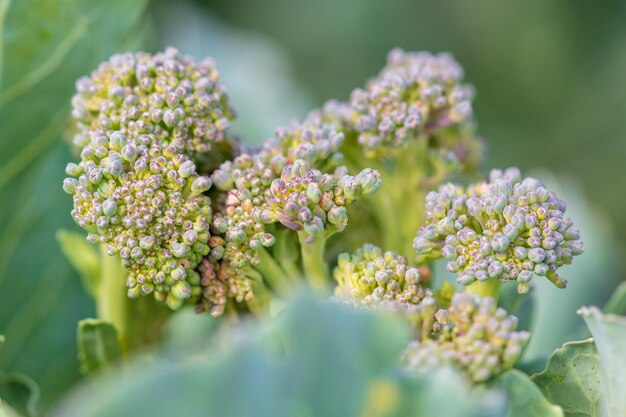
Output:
[{"left": 1, "top": 0, "right": 625, "bottom": 411}]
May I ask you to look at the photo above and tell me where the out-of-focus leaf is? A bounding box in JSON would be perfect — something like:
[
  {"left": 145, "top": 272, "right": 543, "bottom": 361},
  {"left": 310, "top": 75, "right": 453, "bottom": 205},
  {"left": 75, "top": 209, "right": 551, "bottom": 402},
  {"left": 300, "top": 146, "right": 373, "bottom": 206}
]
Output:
[
  {"left": 0, "top": 372, "right": 40, "bottom": 417},
  {"left": 52, "top": 295, "right": 506, "bottom": 417},
  {"left": 489, "top": 370, "right": 564, "bottom": 417},
  {"left": 604, "top": 281, "right": 626, "bottom": 316},
  {"left": 579, "top": 307, "right": 626, "bottom": 417},
  {"left": 0, "top": 400, "right": 23, "bottom": 417},
  {"left": 532, "top": 339, "right": 602, "bottom": 417},
  {"left": 158, "top": 306, "right": 219, "bottom": 359},
  {"left": 395, "top": 368, "right": 505, "bottom": 417},
  {"left": 0, "top": 0, "right": 150, "bottom": 409},
  {"left": 56, "top": 230, "right": 100, "bottom": 298},
  {"left": 76, "top": 320, "right": 121, "bottom": 375}
]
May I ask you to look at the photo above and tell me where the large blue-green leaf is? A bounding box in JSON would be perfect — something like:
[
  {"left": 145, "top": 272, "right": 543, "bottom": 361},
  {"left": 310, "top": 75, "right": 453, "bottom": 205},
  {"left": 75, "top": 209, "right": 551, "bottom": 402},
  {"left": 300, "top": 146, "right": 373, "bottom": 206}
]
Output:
[
  {"left": 579, "top": 307, "right": 626, "bottom": 417},
  {"left": 51, "top": 295, "right": 505, "bottom": 417},
  {"left": 489, "top": 370, "right": 563, "bottom": 417},
  {"left": 0, "top": 0, "right": 149, "bottom": 410},
  {"left": 532, "top": 339, "right": 602, "bottom": 417}
]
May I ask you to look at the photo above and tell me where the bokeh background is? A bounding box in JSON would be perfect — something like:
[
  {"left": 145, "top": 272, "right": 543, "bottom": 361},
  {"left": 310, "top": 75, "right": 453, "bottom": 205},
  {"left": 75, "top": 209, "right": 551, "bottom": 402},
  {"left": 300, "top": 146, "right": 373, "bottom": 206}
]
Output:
[{"left": 1, "top": 0, "right": 625, "bottom": 411}]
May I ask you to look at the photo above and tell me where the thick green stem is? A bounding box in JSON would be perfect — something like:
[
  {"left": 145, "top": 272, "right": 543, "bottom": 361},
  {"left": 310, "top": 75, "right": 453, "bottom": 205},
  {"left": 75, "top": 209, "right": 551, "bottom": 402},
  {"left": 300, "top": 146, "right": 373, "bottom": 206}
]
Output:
[
  {"left": 97, "top": 246, "right": 130, "bottom": 352},
  {"left": 466, "top": 279, "right": 502, "bottom": 300},
  {"left": 298, "top": 233, "right": 329, "bottom": 293},
  {"left": 254, "top": 246, "right": 292, "bottom": 295}
]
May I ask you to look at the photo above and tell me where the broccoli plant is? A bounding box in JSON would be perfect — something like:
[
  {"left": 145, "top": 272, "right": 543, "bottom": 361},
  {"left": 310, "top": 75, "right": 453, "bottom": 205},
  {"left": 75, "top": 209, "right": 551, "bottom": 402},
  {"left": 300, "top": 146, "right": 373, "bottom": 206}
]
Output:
[{"left": 46, "top": 46, "right": 626, "bottom": 417}]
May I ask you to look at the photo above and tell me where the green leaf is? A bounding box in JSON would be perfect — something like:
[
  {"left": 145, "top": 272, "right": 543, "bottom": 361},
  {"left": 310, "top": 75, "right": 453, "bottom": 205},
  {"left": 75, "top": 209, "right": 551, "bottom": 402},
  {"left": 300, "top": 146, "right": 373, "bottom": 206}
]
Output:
[
  {"left": 76, "top": 320, "right": 121, "bottom": 375},
  {"left": 52, "top": 295, "right": 505, "bottom": 417},
  {"left": 532, "top": 339, "right": 602, "bottom": 417},
  {"left": 604, "top": 281, "right": 626, "bottom": 316},
  {"left": 579, "top": 307, "right": 626, "bottom": 417},
  {"left": 0, "top": 0, "right": 149, "bottom": 409},
  {"left": 489, "top": 369, "right": 564, "bottom": 417},
  {"left": 56, "top": 230, "right": 100, "bottom": 298},
  {"left": 0, "top": 372, "right": 40, "bottom": 417}
]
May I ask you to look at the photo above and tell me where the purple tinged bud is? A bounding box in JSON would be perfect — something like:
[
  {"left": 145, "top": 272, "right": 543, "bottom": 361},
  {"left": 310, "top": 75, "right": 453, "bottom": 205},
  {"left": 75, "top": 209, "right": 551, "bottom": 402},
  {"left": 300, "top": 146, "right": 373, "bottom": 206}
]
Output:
[
  {"left": 494, "top": 179, "right": 512, "bottom": 196},
  {"left": 564, "top": 227, "right": 580, "bottom": 241},
  {"left": 534, "top": 263, "right": 549, "bottom": 276},
  {"left": 513, "top": 246, "right": 527, "bottom": 260},
  {"left": 171, "top": 243, "right": 189, "bottom": 258},
  {"left": 413, "top": 236, "right": 435, "bottom": 253},
  {"left": 131, "top": 246, "right": 143, "bottom": 259},
  {"left": 259, "top": 233, "right": 276, "bottom": 247},
  {"left": 298, "top": 207, "right": 313, "bottom": 222},
  {"left": 291, "top": 159, "right": 309, "bottom": 177},
  {"left": 341, "top": 177, "right": 359, "bottom": 201},
  {"left": 109, "top": 132, "right": 127, "bottom": 147},
  {"left": 88, "top": 168, "right": 102, "bottom": 184},
  {"left": 356, "top": 169, "right": 382, "bottom": 195},
  {"left": 502, "top": 224, "right": 519, "bottom": 241},
  {"left": 108, "top": 159, "right": 122, "bottom": 177},
  {"left": 491, "top": 233, "right": 510, "bottom": 253},
  {"left": 458, "top": 270, "right": 476, "bottom": 285},
  {"left": 122, "top": 145, "right": 137, "bottom": 162},
  {"left": 492, "top": 194, "right": 507, "bottom": 213},
  {"left": 183, "top": 230, "right": 198, "bottom": 244},
  {"left": 63, "top": 178, "right": 78, "bottom": 194},
  {"left": 140, "top": 236, "right": 155, "bottom": 250},
  {"left": 441, "top": 244, "right": 457, "bottom": 260},
  {"left": 475, "top": 270, "right": 489, "bottom": 281},
  {"left": 542, "top": 237, "right": 557, "bottom": 250},
  {"left": 178, "top": 160, "right": 196, "bottom": 178},
  {"left": 191, "top": 177, "right": 212, "bottom": 194},
  {"left": 569, "top": 241, "right": 584, "bottom": 255},
  {"left": 212, "top": 169, "right": 233, "bottom": 190},
  {"left": 528, "top": 247, "right": 546, "bottom": 263},
  {"left": 226, "top": 228, "right": 247, "bottom": 243},
  {"left": 65, "top": 163, "right": 82, "bottom": 177},
  {"left": 466, "top": 198, "right": 482, "bottom": 218},
  {"left": 171, "top": 280, "right": 191, "bottom": 300},
  {"left": 304, "top": 217, "right": 324, "bottom": 236},
  {"left": 96, "top": 216, "right": 109, "bottom": 229},
  {"left": 171, "top": 266, "right": 186, "bottom": 281},
  {"left": 163, "top": 109, "right": 177, "bottom": 127},
  {"left": 488, "top": 261, "right": 503, "bottom": 278},
  {"left": 328, "top": 206, "right": 348, "bottom": 227},
  {"left": 517, "top": 270, "right": 533, "bottom": 283},
  {"left": 102, "top": 199, "right": 117, "bottom": 216},
  {"left": 307, "top": 183, "right": 322, "bottom": 203}
]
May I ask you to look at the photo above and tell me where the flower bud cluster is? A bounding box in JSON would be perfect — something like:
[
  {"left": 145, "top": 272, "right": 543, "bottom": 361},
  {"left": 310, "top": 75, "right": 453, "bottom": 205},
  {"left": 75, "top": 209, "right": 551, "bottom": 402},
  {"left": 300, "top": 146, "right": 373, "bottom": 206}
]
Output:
[
  {"left": 64, "top": 131, "right": 215, "bottom": 309},
  {"left": 348, "top": 48, "right": 474, "bottom": 157},
  {"left": 196, "top": 258, "right": 253, "bottom": 317},
  {"left": 262, "top": 119, "right": 345, "bottom": 171},
  {"left": 403, "top": 292, "right": 530, "bottom": 382},
  {"left": 413, "top": 168, "right": 584, "bottom": 293},
  {"left": 263, "top": 161, "right": 381, "bottom": 243},
  {"left": 333, "top": 244, "right": 429, "bottom": 307},
  {"left": 71, "top": 47, "right": 234, "bottom": 160},
  {"left": 198, "top": 118, "right": 381, "bottom": 314}
]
